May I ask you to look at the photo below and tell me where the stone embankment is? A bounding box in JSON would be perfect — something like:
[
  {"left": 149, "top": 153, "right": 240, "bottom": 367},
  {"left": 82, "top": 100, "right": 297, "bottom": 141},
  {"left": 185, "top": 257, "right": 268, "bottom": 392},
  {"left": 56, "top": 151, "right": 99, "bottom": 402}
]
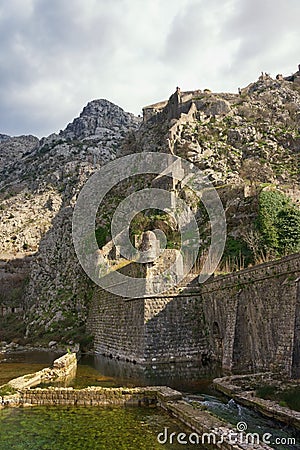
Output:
[
  {"left": 3, "top": 385, "right": 176, "bottom": 408},
  {"left": 214, "top": 373, "right": 300, "bottom": 430},
  {"left": 161, "top": 399, "right": 272, "bottom": 450}
]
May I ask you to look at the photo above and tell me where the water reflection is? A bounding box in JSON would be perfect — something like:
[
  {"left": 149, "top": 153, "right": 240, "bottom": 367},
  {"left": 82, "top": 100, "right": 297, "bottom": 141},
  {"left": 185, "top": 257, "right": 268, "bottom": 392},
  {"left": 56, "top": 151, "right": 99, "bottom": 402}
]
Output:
[
  {"left": 79, "top": 354, "right": 223, "bottom": 394},
  {"left": 0, "top": 351, "right": 223, "bottom": 394}
]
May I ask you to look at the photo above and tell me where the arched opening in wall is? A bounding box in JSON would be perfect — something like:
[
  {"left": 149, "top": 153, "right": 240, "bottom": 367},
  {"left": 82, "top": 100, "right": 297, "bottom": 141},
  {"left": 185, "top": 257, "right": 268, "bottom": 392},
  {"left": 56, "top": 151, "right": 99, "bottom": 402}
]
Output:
[
  {"left": 212, "top": 321, "right": 223, "bottom": 361},
  {"left": 213, "top": 321, "right": 221, "bottom": 338}
]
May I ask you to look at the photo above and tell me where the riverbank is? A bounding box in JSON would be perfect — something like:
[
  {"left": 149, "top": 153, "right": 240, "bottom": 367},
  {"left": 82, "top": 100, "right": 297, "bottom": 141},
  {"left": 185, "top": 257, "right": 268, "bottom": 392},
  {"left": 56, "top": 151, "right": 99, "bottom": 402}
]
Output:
[
  {"left": 0, "top": 340, "right": 80, "bottom": 355},
  {"left": 214, "top": 373, "right": 300, "bottom": 430}
]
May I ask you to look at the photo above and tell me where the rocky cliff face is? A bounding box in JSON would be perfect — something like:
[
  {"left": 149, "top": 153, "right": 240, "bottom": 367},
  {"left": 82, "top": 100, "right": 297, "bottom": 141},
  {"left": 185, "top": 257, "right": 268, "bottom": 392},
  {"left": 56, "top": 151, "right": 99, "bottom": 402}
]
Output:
[
  {"left": 0, "top": 135, "right": 39, "bottom": 171},
  {"left": 0, "top": 100, "right": 141, "bottom": 346},
  {"left": 0, "top": 100, "right": 140, "bottom": 256},
  {"left": 0, "top": 70, "right": 299, "bottom": 347},
  {"left": 61, "top": 99, "right": 140, "bottom": 140},
  {"left": 137, "top": 74, "right": 300, "bottom": 187}
]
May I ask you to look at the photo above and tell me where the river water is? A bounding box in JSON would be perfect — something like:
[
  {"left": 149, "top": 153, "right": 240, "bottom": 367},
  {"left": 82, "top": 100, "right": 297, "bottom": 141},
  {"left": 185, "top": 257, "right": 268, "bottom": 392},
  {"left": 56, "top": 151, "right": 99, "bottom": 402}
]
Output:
[{"left": 0, "top": 350, "right": 300, "bottom": 449}]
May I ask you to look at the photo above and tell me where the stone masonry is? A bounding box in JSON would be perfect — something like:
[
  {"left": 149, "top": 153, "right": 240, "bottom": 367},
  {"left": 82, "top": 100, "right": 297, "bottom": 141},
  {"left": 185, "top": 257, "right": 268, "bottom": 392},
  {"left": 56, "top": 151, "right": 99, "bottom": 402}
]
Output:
[{"left": 87, "top": 253, "right": 300, "bottom": 377}]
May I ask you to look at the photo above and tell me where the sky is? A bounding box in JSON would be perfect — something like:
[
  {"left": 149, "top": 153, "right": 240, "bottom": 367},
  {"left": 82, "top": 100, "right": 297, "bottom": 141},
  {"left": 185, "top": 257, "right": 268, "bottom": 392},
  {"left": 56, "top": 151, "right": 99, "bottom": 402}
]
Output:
[{"left": 0, "top": 0, "right": 299, "bottom": 138}]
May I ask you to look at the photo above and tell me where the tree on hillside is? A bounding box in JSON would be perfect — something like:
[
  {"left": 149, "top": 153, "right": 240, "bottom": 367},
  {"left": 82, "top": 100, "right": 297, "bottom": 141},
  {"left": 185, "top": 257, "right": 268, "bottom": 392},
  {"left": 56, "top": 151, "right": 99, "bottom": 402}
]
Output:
[{"left": 257, "top": 190, "right": 300, "bottom": 256}]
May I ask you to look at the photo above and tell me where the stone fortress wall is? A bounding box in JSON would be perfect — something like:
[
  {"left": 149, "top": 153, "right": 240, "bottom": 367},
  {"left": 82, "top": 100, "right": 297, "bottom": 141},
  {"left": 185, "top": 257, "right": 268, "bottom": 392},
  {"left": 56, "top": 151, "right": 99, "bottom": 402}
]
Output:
[
  {"left": 87, "top": 253, "right": 300, "bottom": 377},
  {"left": 143, "top": 64, "right": 300, "bottom": 124}
]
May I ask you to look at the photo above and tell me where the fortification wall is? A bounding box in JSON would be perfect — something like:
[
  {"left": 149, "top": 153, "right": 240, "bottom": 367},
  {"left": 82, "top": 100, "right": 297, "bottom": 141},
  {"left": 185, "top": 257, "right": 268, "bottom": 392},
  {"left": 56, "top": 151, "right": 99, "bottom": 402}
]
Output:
[
  {"left": 88, "top": 253, "right": 300, "bottom": 376},
  {"left": 87, "top": 287, "right": 145, "bottom": 363},
  {"left": 201, "top": 254, "right": 300, "bottom": 375},
  {"left": 143, "top": 294, "right": 209, "bottom": 363}
]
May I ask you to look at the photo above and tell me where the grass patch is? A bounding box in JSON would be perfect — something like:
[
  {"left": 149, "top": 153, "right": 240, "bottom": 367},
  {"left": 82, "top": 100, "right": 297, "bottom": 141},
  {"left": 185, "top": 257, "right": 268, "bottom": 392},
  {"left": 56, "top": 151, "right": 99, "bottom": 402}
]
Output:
[
  {"left": 0, "top": 314, "right": 26, "bottom": 343},
  {"left": 256, "top": 384, "right": 300, "bottom": 412},
  {"left": 256, "top": 384, "right": 277, "bottom": 399},
  {"left": 0, "top": 384, "right": 17, "bottom": 396},
  {"left": 281, "top": 388, "right": 300, "bottom": 412}
]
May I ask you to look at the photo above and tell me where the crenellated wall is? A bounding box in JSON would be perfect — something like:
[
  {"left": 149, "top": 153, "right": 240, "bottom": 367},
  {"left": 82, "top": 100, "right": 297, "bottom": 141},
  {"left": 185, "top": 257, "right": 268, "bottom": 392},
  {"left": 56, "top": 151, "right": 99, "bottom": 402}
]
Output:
[{"left": 87, "top": 253, "right": 300, "bottom": 376}]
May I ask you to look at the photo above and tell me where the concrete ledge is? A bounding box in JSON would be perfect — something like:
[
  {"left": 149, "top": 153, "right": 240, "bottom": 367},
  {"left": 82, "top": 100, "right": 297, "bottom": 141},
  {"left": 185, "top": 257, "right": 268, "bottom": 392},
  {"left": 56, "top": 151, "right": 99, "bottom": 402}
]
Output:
[{"left": 159, "top": 399, "right": 272, "bottom": 449}]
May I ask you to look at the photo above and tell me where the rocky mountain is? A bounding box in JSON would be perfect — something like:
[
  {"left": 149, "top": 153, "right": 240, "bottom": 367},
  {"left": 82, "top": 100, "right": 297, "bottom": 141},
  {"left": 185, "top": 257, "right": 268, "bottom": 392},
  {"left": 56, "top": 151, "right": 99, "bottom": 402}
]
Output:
[
  {"left": 0, "top": 67, "right": 299, "bottom": 348},
  {"left": 0, "top": 135, "right": 39, "bottom": 171},
  {"left": 0, "top": 100, "right": 141, "bottom": 255},
  {"left": 137, "top": 74, "right": 300, "bottom": 187},
  {"left": 61, "top": 99, "right": 140, "bottom": 140},
  {"left": 0, "top": 100, "right": 141, "bottom": 346}
]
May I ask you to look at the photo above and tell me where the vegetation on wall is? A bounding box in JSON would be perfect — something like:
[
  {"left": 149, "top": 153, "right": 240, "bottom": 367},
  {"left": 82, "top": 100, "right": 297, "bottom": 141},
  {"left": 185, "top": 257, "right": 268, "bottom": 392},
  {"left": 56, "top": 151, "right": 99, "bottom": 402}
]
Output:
[
  {"left": 129, "top": 209, "right": 181, "bottom": 249},
  {"left": 213, "top": 189, "right": 300, "bottom": 274},
  {"left": 221, "top": 236, "right": 254, "bottom": 270},
  {"left": 277, "top": 207, "right": 300, "bottom": 254},
  {"left": 95, "top": 226, "right": 109, "bottom": 248}
]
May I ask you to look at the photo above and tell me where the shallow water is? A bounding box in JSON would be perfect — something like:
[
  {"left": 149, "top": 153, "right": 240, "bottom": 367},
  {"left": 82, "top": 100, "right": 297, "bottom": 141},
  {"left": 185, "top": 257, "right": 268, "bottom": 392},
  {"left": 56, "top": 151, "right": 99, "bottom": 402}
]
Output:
[
  {"left": 0, "top": 350, "right": 61, "bottom": 385},
  {"left": 2, "top": 351, "right": 300, "bottom": 449},
  {"left": 0, "top": 351, "right": 217, "bottom": 449},
  {"left": 0, "top": 405, "right": 204, "bottom": 450}
]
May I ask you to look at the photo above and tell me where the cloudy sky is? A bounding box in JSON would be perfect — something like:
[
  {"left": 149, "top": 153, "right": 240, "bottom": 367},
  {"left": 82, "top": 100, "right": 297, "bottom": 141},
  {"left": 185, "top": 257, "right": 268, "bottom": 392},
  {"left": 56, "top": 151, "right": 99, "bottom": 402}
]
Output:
[{"left": 0, "top": 0, "right": 299, "bottom": 137}]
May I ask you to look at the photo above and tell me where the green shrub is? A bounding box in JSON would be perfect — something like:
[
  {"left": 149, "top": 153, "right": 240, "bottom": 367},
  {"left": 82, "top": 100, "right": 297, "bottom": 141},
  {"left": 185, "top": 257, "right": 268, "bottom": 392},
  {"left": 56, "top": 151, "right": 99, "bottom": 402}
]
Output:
[
  {"left": 279, "top": 400, "right": 287, "bottom": 407},
  {"left": 257, "top": 190, "right": 289, "bottom": 250},
  {"left": 256, "top": 385, "right": 300, "bottom": 412},
  {"left": 257, "top": 190, "right": 300, "bottom": 256},
  {"left": 222, "top": 236, "right": 253, "bottom": 267},
  {"left": 0, "top": 384, "right": 17, "bottom": 396},
  {"left": 95, "top": 226, "right": 109, "bottom": 248},
  {"left": 281, "top": 387, "right": 300, "bottom": 412},
  {"left": 277, "top": 207, "right": 300, "bottom": 253},
  {"left": 256, "top": 384, "right": 277, "bottom": 399}
]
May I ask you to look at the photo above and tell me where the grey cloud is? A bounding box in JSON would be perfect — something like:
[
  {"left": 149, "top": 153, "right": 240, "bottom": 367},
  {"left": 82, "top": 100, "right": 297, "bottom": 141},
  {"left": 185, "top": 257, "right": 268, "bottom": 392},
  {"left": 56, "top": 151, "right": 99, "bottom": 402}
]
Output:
[
  {"left": 0, "top": 0, "right": 299, "bottom": 137},
  {"left": 163, "top": 0, "right": 210, "bottom": 63},
  {"left": 0, "top": 0, "right": 122, "bottom": 63},
  {"left": 0, "top": 0, "right": 127, "bottom": 136},
  {"left": 29, "top": 0, "right": 121, "bottom": 55},
  {"left": 222, "top": 0, "right": 300, "bottom": 73}
]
